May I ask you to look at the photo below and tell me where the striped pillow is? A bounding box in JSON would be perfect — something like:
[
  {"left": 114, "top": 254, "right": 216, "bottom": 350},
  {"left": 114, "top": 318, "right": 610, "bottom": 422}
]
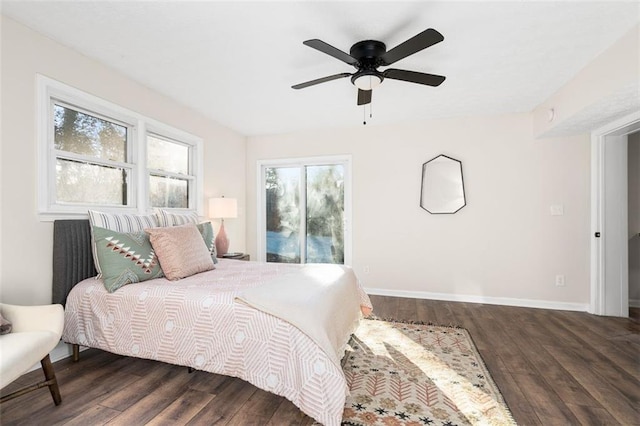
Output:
[
  {"left": 88, "top": 210, "right": 160, "bottom": 278},
  {"left": 155, "top": 209, "right": 199, "bottom": 227}
]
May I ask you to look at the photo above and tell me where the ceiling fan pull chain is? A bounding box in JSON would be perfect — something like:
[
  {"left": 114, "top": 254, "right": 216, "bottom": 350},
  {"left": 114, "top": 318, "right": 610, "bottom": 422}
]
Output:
[{"left": 363, "top": 105, "right": 367, "bottom": 125}]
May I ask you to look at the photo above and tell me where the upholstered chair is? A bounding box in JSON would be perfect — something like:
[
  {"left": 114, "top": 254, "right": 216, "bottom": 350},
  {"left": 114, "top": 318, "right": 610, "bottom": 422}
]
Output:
[{"left": 0, "top": 303, "right": 64, "bottom": 405}]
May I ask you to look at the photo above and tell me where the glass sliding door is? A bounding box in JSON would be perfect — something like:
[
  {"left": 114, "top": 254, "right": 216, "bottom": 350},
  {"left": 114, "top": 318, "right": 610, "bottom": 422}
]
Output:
[
  {"left": 265, "top": 167, "right": 301, "bottom": 263},
  {"left": 260, "top": 157, "right": 351, "bottom": 265},
  {"left": 306, "top": 165, "right": 344, "bottom": 264}
]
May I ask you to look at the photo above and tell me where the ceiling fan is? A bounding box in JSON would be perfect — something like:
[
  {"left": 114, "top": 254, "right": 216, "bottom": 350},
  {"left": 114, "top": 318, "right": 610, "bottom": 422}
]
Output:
[{"left": 292, "top": 28, "right": 446, "bottom": 106}]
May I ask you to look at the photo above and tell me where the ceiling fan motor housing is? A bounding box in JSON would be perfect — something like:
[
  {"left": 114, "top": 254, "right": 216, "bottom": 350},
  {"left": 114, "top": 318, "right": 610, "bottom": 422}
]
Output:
[
  {"left": 350, "top": 40, "right": 386, "bottom": 88},
  {"left": 350, "top": 40, "right": 387, "bottom": 68}
]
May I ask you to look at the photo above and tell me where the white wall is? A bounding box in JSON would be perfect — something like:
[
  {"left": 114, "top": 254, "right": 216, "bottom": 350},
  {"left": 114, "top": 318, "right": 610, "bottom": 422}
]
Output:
[
  {"left": 247, "top": 114, "right": 591, "bottom": 308},
  {"left": 532, "top": 24, "right": 639, "bottom": 138},
  {"left": 0, "top": 16, "right": 247, "bottom": 305},
  {"left": 629, "top": 132, "right": 640, "bottom": 305}
]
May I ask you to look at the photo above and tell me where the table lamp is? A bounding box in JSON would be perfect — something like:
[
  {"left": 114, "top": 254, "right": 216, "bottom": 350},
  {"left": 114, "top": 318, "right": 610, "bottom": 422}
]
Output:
[{"left": 209, "top": 197, "right": 238, "bottom": 256}]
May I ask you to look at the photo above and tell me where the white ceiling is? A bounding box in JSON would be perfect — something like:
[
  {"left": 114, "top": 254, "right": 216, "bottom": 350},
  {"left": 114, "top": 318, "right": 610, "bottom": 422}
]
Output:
[{"left": 2, "top": 1, "right": 638, "bottom": 136}]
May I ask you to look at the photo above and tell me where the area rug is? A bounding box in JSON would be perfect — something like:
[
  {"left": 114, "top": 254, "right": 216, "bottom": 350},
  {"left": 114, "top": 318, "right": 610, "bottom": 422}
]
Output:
[{"left": 340, "top": 319, "right": 516, "bottom": 426}]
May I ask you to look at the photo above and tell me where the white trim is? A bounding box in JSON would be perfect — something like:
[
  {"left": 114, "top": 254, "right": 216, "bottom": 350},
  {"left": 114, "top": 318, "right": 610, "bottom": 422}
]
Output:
[
  {"left": 37, "top": 74, "right": 140, "bottom": 218},
  {"left": 256, "top": 155, "right": 353, "bottom": 265},
  {"left": 136, "top": 122, "right": 148, "bottom": 213},
  {"left": 590, "top": 110, "right": 640, "bottom": 315},
  {"left": 256, "top": 164, "right": 266, "bottom": 261},
  {"left": 630, "top": 299, "right": 640, "bottom": 309},
  {"left": 145, "top": 124, "right": 203, "bottom": 215},
  {"left": 365, "top": 287, "right": 589, "bottom": 312},
  {"left": 36, "top": 74, "right": 204, "bottom": 220},
  {"left": 25, "top": 341, "right": 82, "bottom": 373},
  {"left": 50, "top": 341, "right": 78, "bottom": 363},
  {"left": 299, "top": 166, "right": 307, "bottom": 263}
]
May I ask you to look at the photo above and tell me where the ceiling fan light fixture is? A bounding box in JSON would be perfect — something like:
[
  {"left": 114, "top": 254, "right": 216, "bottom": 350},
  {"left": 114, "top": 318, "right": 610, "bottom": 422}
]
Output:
[
  {"left": 293, "top": 28, "right": 445, "bottom": 108},
  {"left": 352, "top": 73, "right": 382, "bottom": 91}
]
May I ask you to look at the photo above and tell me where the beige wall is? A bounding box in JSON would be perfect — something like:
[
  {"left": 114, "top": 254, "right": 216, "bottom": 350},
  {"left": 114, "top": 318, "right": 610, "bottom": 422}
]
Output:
[
  {"left": 1, "top": 13, "right": 614, "bottom": 310},
  {"left": 247, "top": 114, "right": 591, "bottom": 307},
  {"left": 0, "top": 16, "right": 247, "bottom": 304},
  {"left": 629, "top": 132, "right": 640, "bottom": 304},
  {"left": 532, "top": 24, "right": 639, "bottom": 138}
]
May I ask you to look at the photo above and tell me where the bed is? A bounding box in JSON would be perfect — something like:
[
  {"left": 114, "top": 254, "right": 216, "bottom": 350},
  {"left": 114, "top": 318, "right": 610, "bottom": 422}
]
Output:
[{"left": 53, "top": 220, "right": 372, "bottom": 426}]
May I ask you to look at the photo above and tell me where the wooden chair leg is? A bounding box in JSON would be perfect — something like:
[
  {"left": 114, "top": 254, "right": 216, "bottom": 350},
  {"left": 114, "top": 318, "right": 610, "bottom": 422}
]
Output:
[
  {"left": 40, "top": 354, "right": 62, "bottom": 405},
  {"left": 72, "top": 344, "right": 80, "bottom": 362}
]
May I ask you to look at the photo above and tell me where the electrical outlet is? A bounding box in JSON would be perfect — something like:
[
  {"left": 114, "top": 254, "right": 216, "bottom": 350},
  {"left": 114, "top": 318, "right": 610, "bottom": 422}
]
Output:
[
  {"left": 363, "top": 265, "right": 370, "bottom": 274},
  {"left": 555, "top": 274, "right": 565, "bottom": 287}
]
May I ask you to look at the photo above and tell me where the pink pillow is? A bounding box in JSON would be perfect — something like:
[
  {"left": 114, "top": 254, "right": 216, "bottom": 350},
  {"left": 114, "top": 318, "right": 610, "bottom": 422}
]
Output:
[{"left": 146, "top": 224, "right": 214, "bottom": 280}]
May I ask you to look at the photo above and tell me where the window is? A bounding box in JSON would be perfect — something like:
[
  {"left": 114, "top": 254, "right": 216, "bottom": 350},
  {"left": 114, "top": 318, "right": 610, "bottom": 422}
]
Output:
[
  {"left": 53, "top": 102, "right": 132, "bottom": 206},
  {"left": 258, "top": 156, "right": 352, "bottom": 265},
  {"left": 37, "top": 75, "right": 203, "bottom": 219},
  {"left": 147, "top": 134, "right": 192, "bottom": 208}
]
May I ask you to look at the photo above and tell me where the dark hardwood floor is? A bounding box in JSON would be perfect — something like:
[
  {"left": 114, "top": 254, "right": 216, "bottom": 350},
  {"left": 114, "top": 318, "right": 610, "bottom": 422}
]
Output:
[{"left": 1, "top": 296, "right": 638, "bottom": 425}]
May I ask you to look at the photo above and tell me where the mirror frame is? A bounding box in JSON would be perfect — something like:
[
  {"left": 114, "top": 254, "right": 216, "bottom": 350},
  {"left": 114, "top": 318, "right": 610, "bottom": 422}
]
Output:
[{"left": 420, "top": 154, "right": 466, "bottom": 214}]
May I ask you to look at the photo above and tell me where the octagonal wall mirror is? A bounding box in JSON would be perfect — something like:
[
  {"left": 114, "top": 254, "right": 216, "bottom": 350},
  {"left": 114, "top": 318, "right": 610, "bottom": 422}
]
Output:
[{"left": 420, "top": 154, "right": 466, "bottom": 214}]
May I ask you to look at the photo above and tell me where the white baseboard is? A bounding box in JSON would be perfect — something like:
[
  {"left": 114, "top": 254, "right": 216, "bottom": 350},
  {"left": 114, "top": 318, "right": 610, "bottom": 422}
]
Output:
[
  {"left": 365, "top": 287, "right": 589, "bottom": 312},
  {"left": 50, "top": 341, "right": 77, "bottom": 363},
  {"left": 19, "top": 291, "right": 616, "bottom": 376},
  {"left": 630, "top": 299, "right": 640, "bottom": 308},
  {"left": 27, "top": 341, "right": 83, "bottom": 373},
  {"left": 24, "top": 291, "right": 601, "bottom": 373}
]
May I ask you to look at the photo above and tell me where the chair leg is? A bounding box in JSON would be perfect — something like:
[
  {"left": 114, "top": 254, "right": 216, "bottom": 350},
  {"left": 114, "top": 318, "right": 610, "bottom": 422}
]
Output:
[
  {"left": 40, "top": 354, "right": 62, "bottom": 405},
  {"left": 72, "top": 344, "right": 80, "bottom": 362}
]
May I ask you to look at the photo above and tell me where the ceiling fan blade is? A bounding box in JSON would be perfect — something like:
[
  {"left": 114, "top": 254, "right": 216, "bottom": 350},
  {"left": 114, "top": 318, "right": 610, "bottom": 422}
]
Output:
[
  {"left": 292, "top": 72, "right": 352, "bottom": 89},
  {"left": 357, "top": 89, "right": 372, "bottom": 105},
  {"left": 380, "top": 28, "right": 444, "bottom": 66},
  {"left": 303, "top": 39, "right": 359, "bottom": 66},
  {"left": 383, "top": 69, "right": 446, "bottom": 86}
]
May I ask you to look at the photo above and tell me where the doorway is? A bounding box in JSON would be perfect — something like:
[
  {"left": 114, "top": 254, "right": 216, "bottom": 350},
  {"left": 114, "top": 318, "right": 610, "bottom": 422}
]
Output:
[{"left": 590, "top": 111, "right": 640, "bottom": 317}]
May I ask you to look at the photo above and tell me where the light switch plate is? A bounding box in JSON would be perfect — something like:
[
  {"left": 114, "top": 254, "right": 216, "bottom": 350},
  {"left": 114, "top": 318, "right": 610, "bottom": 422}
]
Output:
[{"left": 550, "top": 204, "right": 564, "bottom": 216}]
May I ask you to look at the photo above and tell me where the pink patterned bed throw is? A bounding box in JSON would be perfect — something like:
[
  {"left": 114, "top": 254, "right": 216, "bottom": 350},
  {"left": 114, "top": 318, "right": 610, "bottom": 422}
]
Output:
[{"left": 63, "top": 259, "right": 373, "bottom": 426}]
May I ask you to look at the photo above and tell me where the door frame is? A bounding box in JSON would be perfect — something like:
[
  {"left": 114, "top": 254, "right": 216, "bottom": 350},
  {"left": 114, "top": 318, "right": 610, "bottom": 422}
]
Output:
[
  {"left": 256, "top": 155, "right": 352, "bottom": 265},
  {"left": 590, "top": 111, "right": 640, "bottom": 316}
]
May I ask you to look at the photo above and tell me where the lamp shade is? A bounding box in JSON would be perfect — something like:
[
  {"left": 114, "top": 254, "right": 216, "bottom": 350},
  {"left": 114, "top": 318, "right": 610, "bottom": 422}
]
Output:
[{"left": 209, "top": 197, "right": 238, "bottom": 219}]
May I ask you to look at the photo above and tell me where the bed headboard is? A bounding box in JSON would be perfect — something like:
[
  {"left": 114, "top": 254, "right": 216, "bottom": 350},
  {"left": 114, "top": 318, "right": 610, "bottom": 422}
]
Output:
[{"left": 52, "top": 220, "right": 97, "bottom": 306}]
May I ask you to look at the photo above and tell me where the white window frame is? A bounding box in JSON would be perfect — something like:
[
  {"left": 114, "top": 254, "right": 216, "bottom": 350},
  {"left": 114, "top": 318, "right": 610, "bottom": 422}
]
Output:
[
  {"left": 256, "top": 155, "right": 352, "bottom": 265},
  {"left": 48, "top": 98, "right": 137, "bottom": 210},
  {"left": 145, "top": 124, "right": 203, "bottom": 213},
  {"left": 37, "top": 74, "right": 203, "bottom": 220}
]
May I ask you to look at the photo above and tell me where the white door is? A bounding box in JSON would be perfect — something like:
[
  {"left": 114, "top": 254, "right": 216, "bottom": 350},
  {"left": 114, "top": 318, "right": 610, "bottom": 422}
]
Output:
[
  {"left": 591, "top": 112, "right": 639, "bottom": 317},
  {"left": 602, "top": 135, "right": 629, "bottom": 315}
]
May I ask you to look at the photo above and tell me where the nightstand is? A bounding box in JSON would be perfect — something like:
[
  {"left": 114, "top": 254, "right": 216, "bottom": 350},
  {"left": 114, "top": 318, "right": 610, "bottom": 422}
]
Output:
[{"left": 219, "top": 253, "right": 250, "bottom": 261}]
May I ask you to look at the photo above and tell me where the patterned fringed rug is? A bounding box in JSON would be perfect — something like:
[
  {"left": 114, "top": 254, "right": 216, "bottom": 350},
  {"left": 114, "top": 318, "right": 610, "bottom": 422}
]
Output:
[{"left": 340, "top": 319, "right": 516, "bottom": 426}]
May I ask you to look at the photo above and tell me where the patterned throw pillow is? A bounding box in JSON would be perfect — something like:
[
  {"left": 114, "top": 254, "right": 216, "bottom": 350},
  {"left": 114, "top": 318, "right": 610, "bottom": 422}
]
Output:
[
  {"left": 197, "top": 222, "right": 218, "bottom": 264},
  {"left": 146, "top": 224, "right": 215, "bottom": 280},
  {"left": 155, "top": 209, "right": 199, "bottom": 227},
  {"left": 92, "top": 226, "right": 164, "bottom": 293},
  {"left": 88, "top": 210, "right": 160, "bottom": 278}
]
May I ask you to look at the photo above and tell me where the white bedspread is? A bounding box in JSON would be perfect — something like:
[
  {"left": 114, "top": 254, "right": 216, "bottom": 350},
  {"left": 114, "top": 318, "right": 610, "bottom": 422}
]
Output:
[
  {"left": 62, "top": 259, "right": 372, "bottom": 426},
  {"left": 236, "top": 264, "right": 363, "bottom": 369}
]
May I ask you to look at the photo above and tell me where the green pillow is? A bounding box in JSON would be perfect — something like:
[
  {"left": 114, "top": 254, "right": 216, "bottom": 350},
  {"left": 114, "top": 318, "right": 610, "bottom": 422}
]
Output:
[
  {"left": 92, "top": 226, "right": 164, "bottom": 292},
  {"left": 197, "top": 222, "right": 218, "bottom": 264}
]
